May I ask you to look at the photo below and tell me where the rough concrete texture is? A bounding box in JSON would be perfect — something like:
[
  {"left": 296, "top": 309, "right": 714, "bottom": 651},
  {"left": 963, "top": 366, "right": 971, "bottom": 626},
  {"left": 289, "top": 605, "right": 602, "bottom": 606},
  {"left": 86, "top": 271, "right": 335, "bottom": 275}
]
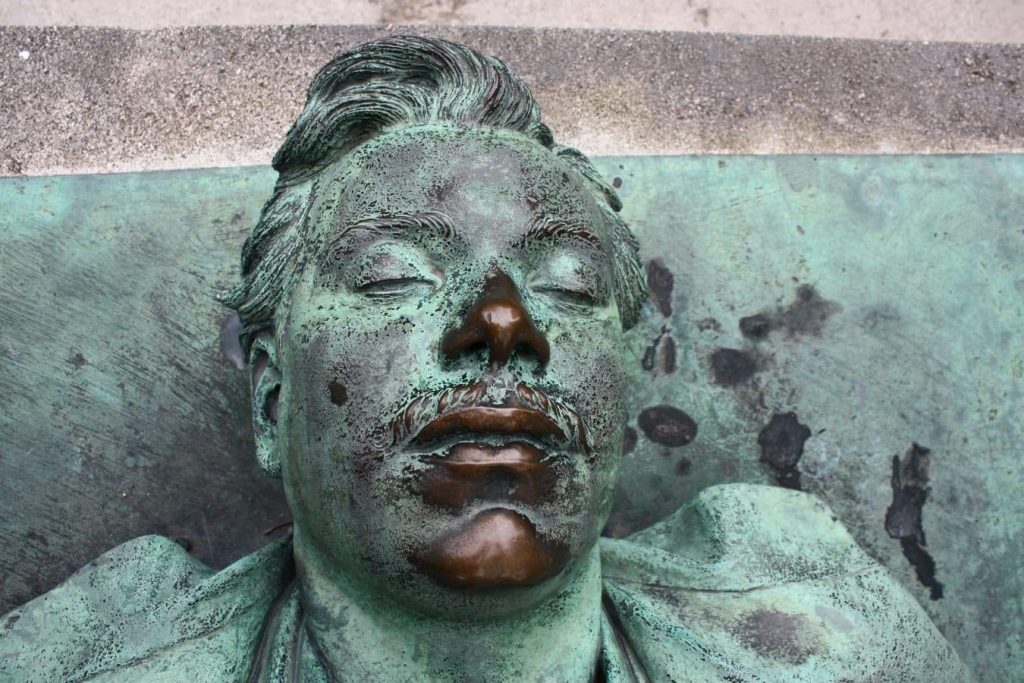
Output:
[
  {"left": 1, "top": 25, "right": 1023, "bottom": 177},
  {"left": 2, "top": 0, "right": 1023, "bottom": 44}
]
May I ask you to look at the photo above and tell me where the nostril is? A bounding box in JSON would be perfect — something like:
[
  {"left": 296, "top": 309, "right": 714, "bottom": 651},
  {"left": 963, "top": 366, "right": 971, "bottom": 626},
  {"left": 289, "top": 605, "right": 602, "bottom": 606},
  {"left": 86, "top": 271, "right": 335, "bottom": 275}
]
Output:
[
  {"left": 513, "top": 340, "right": 546, "bottom": 366},
  {"left": 465, "top": 341, "right": 489, "bottom": 360},
  {"left": 515, "top": 324, "right": 551, "bottom": 367}
]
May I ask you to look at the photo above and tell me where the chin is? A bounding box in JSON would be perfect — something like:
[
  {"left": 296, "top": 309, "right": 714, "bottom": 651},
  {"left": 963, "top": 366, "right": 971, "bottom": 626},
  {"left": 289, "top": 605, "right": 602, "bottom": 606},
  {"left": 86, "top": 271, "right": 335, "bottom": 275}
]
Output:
[
  {"left": 405, "top": 542, "right": 599, "bottom": 622},
  {"left": 411, "top": 506, "right": 571, "bottom": 589}
]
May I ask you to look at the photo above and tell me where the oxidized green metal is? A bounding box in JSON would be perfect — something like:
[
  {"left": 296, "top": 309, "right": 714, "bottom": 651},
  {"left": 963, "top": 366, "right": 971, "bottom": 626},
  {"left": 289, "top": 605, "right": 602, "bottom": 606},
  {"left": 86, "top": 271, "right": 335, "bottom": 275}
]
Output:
[{"left": 1, "top": 36, "right": 1012, "bottom": 681}]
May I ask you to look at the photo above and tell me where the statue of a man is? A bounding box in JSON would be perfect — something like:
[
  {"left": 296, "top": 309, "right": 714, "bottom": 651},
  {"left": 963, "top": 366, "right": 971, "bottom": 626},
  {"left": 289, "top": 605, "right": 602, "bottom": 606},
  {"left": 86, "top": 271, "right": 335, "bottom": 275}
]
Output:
[{"left": 1, "top": 36, "right": 970, "bottom": 681}]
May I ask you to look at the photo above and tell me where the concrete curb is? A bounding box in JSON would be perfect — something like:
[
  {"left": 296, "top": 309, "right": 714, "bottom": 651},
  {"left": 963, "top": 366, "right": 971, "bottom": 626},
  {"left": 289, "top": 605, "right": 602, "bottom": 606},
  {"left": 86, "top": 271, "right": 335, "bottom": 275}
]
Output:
[{"left": 1, "top": 24, "right": 1022, "bottom": 175}]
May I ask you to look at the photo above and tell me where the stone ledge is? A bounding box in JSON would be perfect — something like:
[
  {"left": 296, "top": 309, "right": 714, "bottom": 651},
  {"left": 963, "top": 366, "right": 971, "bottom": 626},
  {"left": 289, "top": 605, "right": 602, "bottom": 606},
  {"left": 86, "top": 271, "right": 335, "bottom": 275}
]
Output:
[{"left": 1, "top": 24, "right": 1022, "bottom": 176}]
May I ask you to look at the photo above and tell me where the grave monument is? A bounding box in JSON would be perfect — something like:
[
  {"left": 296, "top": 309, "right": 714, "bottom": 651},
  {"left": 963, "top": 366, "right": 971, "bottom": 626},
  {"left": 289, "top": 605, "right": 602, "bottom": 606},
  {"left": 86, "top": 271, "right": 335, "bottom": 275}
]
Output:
[{"left": 0, "top": 36, "right": 973, "bottom": 682}]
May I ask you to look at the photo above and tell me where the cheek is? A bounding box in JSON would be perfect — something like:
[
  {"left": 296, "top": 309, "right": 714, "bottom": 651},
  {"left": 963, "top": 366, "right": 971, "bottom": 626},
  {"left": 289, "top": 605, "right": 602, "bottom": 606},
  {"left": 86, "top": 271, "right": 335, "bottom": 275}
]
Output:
[
  {"left": 276, "top": 318, "right": 431, "bottom": 543},
  {"left": 552, "top": 322, "right": 629, "bottom": 431},
  {"left": 278, "top": 309, "right": 449, "bottom": 520},
  {"left": 288, "top": 312, "right": 440, "bottom": 430},
  {"left": 545, "top": 320, "right": 628, "bottom": 515}
]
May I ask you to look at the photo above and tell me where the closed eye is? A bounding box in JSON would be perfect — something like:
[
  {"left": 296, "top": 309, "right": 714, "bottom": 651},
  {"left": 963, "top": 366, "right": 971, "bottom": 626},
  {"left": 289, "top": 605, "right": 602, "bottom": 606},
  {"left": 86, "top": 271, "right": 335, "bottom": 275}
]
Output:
[
  {"left": 355, "top": 276, "right": 435, "bottom": 298},
  {"left": 534, "top": 285, "right": 597, "bottom": 305},
  {"left": 347, "top": 241, "right": 443, "bottom": 300},
  {"left": 529, "top": 253, "right": 605, "bottom": 309},
  {"left": 531, "top": 283, "right": 604, "bottom": 312}
]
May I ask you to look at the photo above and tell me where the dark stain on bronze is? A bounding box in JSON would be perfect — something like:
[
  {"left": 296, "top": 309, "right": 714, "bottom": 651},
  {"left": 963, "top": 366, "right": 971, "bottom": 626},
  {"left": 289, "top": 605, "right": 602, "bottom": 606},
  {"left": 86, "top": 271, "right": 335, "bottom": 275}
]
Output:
[
  {"left": 646, "top": 259, "right": 674, "bottom": 317},
  {"left": 637, "top": 405, "right": 697, "bottom": 447},
  {"left": 779, "top": 284, "right": 840, "bottom": 337},
  {"left": 710, "top": 348, "right": 758, "bottom": 385},
  {"left": 885, "top": 443, "right": 931, "bottom": 544},
  {"left": 441, "top": 270, "right": 549, "bottom": 369},
  {"left": 250, "top": 350, "right": 269, "bottom": 386},
  {"left": 676, "top": 456, "right": 692, "bottom": 475},
  {"left": 739, "top": 313, "right": 771, "bottom": 340},
  {"left": 757, "top": 412, "right": 811, "bottom": 491},
  {"left": 411, "top": 508, "right": 569, "bottom": 589},
  {"left": 886, "top": 443, "right": 944, "bottom": 600},
  {"left": 696, "top": 317, "right": 722, "bottom": 333},
  {"left": 739, "top": 285, "right": 841, "bottom": 341},
  {"left": 861, "top": 303, "right": 902, "bottom": 332},
  {"left": 734, "top": 609, "right": 818, "bottom": 664},
  {"left": 328, "top": 380, "right": 348, "bottom": 407},
  {"left": 641, "top": 341, "right": 657, "bottom": 371},
  {"left": 641, "top": 326, "right": 675, "bottom": 373},
  {"left": 661, "top": 335, "right": 677, "bottom": 373},
  {"left": 3, "top": 614, "right": 20, "bottom": 632},
  {"left": 899, "top": 539, "right": 943, "bottom": 600},
  {"left": 612, "top": 176, "right": 623, "bottom": 189}
]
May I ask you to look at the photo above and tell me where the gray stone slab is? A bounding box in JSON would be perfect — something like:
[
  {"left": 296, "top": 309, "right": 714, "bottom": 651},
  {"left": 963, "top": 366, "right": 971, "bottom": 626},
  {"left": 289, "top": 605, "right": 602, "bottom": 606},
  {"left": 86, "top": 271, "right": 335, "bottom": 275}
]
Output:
[{"left": 1, "top": 25, "right": 1023, "bottom": 177}]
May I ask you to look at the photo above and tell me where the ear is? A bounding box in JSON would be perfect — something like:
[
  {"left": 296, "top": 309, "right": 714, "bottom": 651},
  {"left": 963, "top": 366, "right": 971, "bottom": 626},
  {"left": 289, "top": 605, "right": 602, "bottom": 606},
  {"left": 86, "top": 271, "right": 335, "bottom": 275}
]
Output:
[{"left": 249, "top": 334, "right": 282, "bottom": 478}]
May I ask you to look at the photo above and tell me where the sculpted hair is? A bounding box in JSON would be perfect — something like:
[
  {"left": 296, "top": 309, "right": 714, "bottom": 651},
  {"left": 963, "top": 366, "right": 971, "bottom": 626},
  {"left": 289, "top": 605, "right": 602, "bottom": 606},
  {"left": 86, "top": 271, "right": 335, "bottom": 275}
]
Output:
[{"left": 222, "top": 35, "right": 646, "bottom": 349}]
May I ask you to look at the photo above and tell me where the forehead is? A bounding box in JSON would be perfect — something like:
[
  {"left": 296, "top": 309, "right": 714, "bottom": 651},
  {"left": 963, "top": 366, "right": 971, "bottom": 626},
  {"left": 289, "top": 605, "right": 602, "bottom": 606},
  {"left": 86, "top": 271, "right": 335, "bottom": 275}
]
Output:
[{"left": 315, "top": 125, "right": 607, "bottom": 242}]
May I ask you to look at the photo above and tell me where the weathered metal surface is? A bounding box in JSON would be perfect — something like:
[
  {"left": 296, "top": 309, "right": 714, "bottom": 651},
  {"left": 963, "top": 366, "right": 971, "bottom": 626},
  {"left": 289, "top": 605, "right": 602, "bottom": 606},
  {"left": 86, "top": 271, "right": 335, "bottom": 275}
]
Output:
[
  {"left": 1, "top": 155, "right": 1021, "bottom": 680},
  {"left": 0, "top": 168, "right": 290, "bottom": 613}
]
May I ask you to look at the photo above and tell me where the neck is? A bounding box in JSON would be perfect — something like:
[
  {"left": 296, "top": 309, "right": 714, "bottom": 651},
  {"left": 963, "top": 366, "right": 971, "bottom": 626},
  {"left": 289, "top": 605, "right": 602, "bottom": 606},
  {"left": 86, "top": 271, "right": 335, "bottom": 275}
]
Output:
[{"left": 294, "top": 531, "right": 604, "bottom": 682}]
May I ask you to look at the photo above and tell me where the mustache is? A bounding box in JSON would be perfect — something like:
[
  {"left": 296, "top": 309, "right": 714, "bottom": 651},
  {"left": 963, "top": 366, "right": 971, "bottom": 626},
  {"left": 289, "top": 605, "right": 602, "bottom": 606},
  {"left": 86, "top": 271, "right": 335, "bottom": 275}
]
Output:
[{"left": 386, "top": 381, "right": 592, "bottom": 454}]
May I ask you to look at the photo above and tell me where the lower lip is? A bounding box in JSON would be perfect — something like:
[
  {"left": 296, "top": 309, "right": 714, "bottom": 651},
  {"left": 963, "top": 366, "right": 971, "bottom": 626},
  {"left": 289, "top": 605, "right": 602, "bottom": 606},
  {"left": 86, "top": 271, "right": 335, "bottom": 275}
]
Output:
[
  {"left": 445, "top": 441, "right": 544, "bottom": 465},
  {"left": 419, "top": 442, "right": 556, "bottom": 508},
  {"left": 410, "top": 508, "right": 570, "bottom": 589}
]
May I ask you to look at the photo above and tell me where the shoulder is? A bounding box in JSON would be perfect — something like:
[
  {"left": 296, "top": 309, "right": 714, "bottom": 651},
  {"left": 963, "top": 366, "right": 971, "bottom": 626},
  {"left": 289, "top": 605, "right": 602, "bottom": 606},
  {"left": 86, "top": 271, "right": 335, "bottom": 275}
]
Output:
[
  {"left": 0, "top": 535, "right": 292, "bottom": 682},
  {"left": 600, "top": 484, "right": 973, "bottom": 681},
  {"left": 603, "top": 483, "right": 871, "bottom": 591}
]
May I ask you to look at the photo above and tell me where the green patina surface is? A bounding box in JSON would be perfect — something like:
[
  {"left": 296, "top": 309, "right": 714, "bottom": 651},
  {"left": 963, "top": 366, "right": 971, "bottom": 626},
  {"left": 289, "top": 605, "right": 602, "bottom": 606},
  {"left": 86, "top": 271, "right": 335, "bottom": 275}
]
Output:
[{"left": 1, "top": 155, "right": 1021, "bottom": 680}]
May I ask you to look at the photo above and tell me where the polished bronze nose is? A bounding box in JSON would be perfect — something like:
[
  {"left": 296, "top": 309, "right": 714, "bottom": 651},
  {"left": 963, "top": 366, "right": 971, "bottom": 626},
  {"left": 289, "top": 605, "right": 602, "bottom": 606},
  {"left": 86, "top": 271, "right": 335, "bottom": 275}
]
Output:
[{"left": 441, "top": 271, "right": 550, "bottom": 369}]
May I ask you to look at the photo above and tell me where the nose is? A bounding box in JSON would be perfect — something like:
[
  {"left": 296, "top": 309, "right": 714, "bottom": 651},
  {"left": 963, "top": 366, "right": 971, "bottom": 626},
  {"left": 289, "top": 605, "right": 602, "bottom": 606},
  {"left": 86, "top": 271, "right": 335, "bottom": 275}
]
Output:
[{"left": 441, "top": 271, "right": 550, "bottom": 370}]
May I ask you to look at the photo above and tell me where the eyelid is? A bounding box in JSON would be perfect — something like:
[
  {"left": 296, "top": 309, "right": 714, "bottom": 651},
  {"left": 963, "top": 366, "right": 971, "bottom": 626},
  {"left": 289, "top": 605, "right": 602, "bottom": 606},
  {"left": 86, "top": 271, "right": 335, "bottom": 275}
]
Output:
[
  {"left": 354, "top": 275, "right": 430, "bottom": 291},
  {"left": 532, "top": 280, "right": 597, "bottom": 298},
  {"left": 353, "top": 255, "right": 427, "bottom": 287},
  {"left": 529, "top": 259, "right": 606, "bottom": 305},
  {"left": 349, "top": 242, "right": 442, "bottom": 299}
]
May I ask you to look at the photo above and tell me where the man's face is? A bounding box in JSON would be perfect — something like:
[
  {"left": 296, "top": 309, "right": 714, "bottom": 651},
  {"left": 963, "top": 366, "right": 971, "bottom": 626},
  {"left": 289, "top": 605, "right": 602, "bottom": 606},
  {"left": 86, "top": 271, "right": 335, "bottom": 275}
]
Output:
[{"left": 275, "top": 125, "right": 629, "bottom": 614}]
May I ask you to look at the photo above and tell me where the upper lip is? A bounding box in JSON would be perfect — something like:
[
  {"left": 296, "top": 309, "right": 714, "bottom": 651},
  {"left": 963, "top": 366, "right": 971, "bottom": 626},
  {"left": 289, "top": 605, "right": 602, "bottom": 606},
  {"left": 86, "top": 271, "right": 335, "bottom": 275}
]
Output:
[{"left": 412, "top": 405, "right": 567, "bottom": 448}]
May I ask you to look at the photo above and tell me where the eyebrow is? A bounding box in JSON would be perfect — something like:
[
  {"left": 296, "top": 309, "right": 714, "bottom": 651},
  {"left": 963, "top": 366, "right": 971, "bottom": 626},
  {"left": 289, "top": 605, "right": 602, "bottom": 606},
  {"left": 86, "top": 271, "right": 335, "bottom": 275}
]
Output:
[
  {"left": 326, "top": 211, "right": 457, "bottom": 252},
  {"left": 515, "top": 215, "right": 607, "bottom": 253}
]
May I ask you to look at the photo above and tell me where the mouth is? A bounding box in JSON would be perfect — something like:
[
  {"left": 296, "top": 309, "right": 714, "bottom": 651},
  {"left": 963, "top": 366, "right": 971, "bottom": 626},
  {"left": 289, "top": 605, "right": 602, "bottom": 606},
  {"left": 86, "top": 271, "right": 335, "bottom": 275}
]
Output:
[
  {"left": 400, "top": 396, "right": 580, "bottom": 588},
  {"left": 390, "top": 382, "right": 591, "bottom": 457},
  {"left": 419, "top": 441, "right": 557, "bottom": 508},
  {"left": 412, "top": 406, "right": 567, "bottom": 452}
]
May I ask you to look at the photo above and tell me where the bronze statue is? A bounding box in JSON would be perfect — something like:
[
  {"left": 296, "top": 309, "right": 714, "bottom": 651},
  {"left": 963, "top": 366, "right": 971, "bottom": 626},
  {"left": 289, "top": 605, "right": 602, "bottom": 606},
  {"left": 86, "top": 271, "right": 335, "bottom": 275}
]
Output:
[{"left": 0, "top": 36, "right": 970, "bottom": 681}]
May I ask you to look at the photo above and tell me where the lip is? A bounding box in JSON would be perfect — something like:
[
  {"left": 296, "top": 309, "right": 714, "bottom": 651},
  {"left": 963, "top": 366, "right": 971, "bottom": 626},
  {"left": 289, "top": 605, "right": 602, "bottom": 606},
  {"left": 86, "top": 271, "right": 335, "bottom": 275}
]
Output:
[
  {"left": 413, "top": 406, "right": 567, "bottom": 448},
  {"left": 443, "top": 441, "right": 544, "bottom": 466},
  {"left": 419, "top": 442, "right": 557, "bottom": 508}
]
